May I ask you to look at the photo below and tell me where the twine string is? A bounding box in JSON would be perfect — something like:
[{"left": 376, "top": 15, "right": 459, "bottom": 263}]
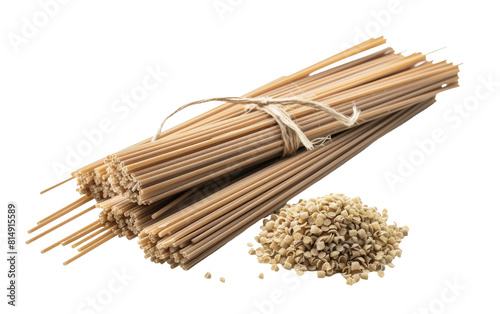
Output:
[{"left": 152, "top": 97, "right": 360, "bottom": 156}]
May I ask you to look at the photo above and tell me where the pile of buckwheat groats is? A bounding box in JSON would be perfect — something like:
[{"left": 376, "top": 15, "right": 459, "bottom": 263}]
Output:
[{"left": 249, "top": 193, "right": 408, "bottom": 285}]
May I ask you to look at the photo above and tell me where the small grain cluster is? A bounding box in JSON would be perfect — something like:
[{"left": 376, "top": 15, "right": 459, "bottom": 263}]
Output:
[{"left": 251, "top": 194, "right": 408, "bottom": 285}]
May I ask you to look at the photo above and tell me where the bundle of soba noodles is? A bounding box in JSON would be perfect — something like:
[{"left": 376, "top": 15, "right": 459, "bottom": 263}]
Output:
[{"left": 27, "top": 37, "right": 459, "bottom": 269}]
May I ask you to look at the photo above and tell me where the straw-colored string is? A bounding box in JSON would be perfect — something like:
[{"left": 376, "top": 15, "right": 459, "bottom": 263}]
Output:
[{"left": 152, "top": 97, "right": 360, "bottom": 156}]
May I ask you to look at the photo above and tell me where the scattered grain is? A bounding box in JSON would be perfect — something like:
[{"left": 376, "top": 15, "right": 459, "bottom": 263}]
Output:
[{"left": 250, "top": 193, "right": 408, "bottom": 285}]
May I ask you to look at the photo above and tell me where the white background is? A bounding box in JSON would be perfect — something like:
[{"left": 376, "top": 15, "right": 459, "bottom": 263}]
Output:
[{"left": 1, "top": 1, "right": 499, "bottom": 313}]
